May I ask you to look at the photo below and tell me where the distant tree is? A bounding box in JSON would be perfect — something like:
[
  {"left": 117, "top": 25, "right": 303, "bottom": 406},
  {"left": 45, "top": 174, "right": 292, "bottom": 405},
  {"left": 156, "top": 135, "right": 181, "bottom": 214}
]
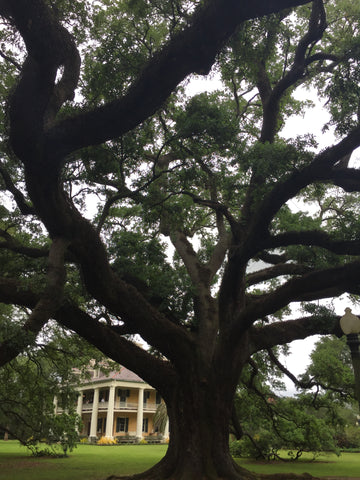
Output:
[
  {"left": 299, "top": 334, "right": 360, "bottom": 451},
  {"left": 300, "top": 335, "right": 355, "bottom": 398},
  {"left": 153, "top": 401, "right": 168, "bottom": 436},
  {"left": 231, "top": 346, "right": 342, "bottom": 460},
  {"left": 1, "top": 1, "right": 360, "bottom": 479},
  {"left": 0, "top": 316, "right": 103, "bottom": 456}
]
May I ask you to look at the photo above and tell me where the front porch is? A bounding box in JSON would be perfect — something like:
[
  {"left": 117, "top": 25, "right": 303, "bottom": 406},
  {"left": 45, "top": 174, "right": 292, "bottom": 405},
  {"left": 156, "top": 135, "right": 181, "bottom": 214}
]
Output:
[{"left": 75, "top": 384, "right": 168, "bottom": 441}]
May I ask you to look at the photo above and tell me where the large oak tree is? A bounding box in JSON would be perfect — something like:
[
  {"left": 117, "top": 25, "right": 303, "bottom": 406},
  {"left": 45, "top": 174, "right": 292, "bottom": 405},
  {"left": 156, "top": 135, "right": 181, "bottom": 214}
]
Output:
[{"left": 1, "top": 0, "right": 360, "bottom": 478}]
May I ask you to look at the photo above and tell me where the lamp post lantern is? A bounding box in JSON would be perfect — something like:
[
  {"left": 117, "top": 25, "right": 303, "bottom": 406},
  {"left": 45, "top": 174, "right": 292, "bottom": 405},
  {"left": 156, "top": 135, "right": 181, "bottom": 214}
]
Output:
[{"left": 340, "top": 308, "right": 360, "bottom": 411}]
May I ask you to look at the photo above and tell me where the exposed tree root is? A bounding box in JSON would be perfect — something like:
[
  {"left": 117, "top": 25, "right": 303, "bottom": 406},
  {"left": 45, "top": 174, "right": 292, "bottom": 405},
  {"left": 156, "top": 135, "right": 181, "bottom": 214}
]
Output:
[
  {"left": 258, "top": 474, "right": 321, "bottom": 480},
  {"left": 105, "top": 469, "right": 321, "bottom": 480},
  {"left": 103, "top": 448, "right": 323, "bottom": 480}
]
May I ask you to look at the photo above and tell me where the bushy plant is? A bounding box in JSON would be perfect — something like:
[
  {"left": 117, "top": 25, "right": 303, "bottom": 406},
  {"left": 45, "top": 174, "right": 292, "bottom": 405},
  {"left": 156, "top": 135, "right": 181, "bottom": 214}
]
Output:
[
  {"left": 27, "top": 446, "right": 63, "bottom": 457},
  {"left": 232, "top": 388, "right": 341, "bottom": 460},
  {"left": 229, "top": 440, "right": 242, "bottom": 457},
  {"left": 239, "top": 430, "right": 279, "bottom": 460},
  {"left": 47, "top": 413, "right": 82, "bottom": 455},
  {"left": 337, "top": 426, "right": 360, "bottom": 450},
  {"left": 24, "top": 413, "right": 82, "bottom": 457},
  {"left": 97, "top": 436, "right": 117, "bottom": 445}
]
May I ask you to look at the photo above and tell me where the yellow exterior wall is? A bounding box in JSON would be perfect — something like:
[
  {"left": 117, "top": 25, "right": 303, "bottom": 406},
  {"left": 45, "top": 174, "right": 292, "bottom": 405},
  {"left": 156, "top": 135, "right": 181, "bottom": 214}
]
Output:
[{"left": 76, "top": 376, "right": 165, "bottom": 440}]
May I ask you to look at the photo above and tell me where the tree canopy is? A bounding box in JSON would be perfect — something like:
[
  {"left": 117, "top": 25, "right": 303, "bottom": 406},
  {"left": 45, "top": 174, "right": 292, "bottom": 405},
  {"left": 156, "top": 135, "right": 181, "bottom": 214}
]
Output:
[
  {"left": 231, "top": 334, "right": 359, "bottom": 461},
  {"left": 1, "top": 1, "right": 360, "bottom": 479},
  {"left": 0, "top": 306, "right": 105, "bottom": 454}
]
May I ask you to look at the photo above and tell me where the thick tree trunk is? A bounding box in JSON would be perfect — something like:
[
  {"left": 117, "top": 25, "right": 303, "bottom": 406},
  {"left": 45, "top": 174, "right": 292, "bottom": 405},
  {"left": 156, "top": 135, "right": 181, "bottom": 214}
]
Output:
[
  {"left": 108, "top": 371, "right": 256, "bottom": 480},
  {"left": 157, "top": 377, "right": 252, "bottom": 480},
  {"left": 105, "top": 369, "right": 321, "bottom": 480}
]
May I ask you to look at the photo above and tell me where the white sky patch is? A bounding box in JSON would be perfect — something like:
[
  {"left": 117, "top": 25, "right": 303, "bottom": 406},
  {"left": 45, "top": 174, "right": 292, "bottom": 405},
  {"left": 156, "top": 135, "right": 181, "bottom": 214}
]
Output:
[
  {"left": 279, "top": 295, "right": 354, "bottom": 396},
  {"left": 281, "top": 336, "right": 319, "bottom": 396},
  {"left": 280, "top": 86, "right": 335, "bottom": 149},
  {"left": 184, "top": 71, "right": 223, "bottom": 96}
]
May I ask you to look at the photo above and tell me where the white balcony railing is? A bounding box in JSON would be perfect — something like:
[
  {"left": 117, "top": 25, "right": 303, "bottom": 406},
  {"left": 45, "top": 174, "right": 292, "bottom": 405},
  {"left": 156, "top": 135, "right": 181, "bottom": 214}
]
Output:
[
  {"left": 144, "top": 402, "right": 158, "bottom": 412},
  {"left": 82, "top": 401, "right": 158, "bottom": 412}
]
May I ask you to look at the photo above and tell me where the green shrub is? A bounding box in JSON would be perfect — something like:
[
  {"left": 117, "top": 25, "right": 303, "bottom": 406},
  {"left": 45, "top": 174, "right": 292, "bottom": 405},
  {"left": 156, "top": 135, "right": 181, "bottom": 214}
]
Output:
[
  {"left": 229, "top": 440, "right": 242, "bottom": 457},
  {"left": 339, "top": 426, "right": 360, "bottom": 450},
  {"left": 240, "top": 430, "right": 278, "bottom": 459}
]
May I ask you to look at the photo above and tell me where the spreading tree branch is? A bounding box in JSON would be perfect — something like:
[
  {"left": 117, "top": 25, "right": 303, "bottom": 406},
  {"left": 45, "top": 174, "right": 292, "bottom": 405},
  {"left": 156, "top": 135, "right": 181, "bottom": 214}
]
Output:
[
  {"left": 266, "top": 348, "right": 349, "bottom": 398},
  {"left": 0, "top": 49, "right": 21, "bottom": 70},
  {"left": 6, "top": 0, "right": 312, "bottom": 158},
  {"left": 235, "top": 261, "right": 360, "bottom": 336},
  {"left": 55, "top": 303, "right": 177, "bottom": 396},
  {"left": 242, "top": 125, "right": 360, "bottom": 261},
  {"left": 249, "top": 314, "right": 341, "bottom": 354},
  {"left": 246, "top": 263, "right": 313, "bottom": 287},
  {"left": 0, "top": 237, "right": 68, "bottom": 366},
  {"left": 266, "top": 229, "right": 360, "bottom": 255},
  {"left": 260, "top": 0, "right": 327, "bottom": 142},
  {"left": 0, "top": 229, "right": 49, "bottom": 258},
  {"left": 1, "top": 0, "right": 80, "bottom": 162},
  {"left": 0, "top": 162, "right": 35, "bottom": 215},
  {"left": 0, "top": 275, "right": 178, "bottom": 394}
]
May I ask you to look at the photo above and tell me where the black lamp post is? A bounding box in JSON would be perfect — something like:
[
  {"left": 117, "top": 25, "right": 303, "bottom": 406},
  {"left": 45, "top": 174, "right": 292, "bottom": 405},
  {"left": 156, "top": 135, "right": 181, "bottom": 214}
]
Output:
[{"left": 340, "top": 307, "right": 360, "bottom": 411}]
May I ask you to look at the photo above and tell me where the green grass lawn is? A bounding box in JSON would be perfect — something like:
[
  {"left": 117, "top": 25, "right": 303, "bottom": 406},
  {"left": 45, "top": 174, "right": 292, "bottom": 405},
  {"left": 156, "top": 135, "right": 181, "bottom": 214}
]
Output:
[
  {"left": 239, "top": 452, "right": 360, "bottom": 478},
  {"left": 0, "top": 441, "right": 167, "bottom": 480},
  {"left": 0, "top": 441, "right": 360, "bottom": 479}
]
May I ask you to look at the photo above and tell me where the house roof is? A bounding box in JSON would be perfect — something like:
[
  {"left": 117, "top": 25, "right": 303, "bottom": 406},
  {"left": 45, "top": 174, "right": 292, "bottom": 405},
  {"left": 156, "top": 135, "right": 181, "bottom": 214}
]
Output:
[{"left": 82, "top": 365, "right": 146, "bottom": 385}]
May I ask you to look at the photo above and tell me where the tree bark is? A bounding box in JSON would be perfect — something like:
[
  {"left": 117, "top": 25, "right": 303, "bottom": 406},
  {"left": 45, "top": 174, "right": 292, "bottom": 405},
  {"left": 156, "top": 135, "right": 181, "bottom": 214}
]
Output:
[
  {"left": 105, "top": 365, "right": 320, "bottom": 480},
  {"left": 107, "top": 367, "right": 257, "bottom": 480}
]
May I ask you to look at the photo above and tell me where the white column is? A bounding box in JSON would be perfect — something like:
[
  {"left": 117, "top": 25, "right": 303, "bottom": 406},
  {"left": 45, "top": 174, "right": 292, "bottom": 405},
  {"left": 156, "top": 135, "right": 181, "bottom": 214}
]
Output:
[
  {"left": 76, "top": 391, "right": 83, "bottom": 434},
  {"left": 136, "top": 387, "right": 144, "bottom": 439},
  {"left": 76, "top": 390, "right": 83, "bottom": 416},
  {"left": 105, "top": 385, "right": 116, "bottom": 438},
  {"left": 89, "top": 388, "right": 99, "bottom": 440},
  {"left": 164, "top": 418, "right": 170, "bottom": 439},
  {"left": 53, "top": 396, "right": 58, "bottom": 415}
]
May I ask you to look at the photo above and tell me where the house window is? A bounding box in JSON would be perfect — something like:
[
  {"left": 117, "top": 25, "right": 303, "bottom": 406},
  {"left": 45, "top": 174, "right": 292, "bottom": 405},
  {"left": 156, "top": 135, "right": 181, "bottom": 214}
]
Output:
[
  {"left": 118, "top": 389, "right": 130, "bottom": 397},
  {"left": 97, "top": 417, "right": 106, "bottom": 433},
  {"left": 116, "top": 417, "right": 129, "bottom": 433},
  {"left": 143, "top": 391, "right": 150, "bottom": 403},
  {"left": 100, "top": 390, "right": 109, "bottom": 402},
  {"left": 142, "top": 418, "right": 148, "bottom": 433},
  {"left": 118, "top": 389, "right": 130, "bottom": 403},
  {"left": 84, "top": 392, "right": 94, "bottom": 403}
]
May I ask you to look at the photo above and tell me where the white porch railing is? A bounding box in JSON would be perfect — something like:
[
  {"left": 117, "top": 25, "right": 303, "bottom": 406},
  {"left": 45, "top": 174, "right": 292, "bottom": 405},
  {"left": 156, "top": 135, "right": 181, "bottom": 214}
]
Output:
[{"left": 82, "top": 401, "right": 158, "bottom": 412}]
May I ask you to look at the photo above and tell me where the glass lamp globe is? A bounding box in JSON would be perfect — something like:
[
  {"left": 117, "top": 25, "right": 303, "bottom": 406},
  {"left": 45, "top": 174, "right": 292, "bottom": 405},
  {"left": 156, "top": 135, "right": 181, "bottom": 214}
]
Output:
[{"left": 340, "top": 307, "right": 360, "bottom": 335}]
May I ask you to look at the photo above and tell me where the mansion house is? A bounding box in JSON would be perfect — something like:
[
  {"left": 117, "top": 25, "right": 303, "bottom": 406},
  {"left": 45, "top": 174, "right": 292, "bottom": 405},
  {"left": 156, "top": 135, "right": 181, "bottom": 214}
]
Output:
[{"left": 55, "top": 365, "right": 169, "bottom": 442}]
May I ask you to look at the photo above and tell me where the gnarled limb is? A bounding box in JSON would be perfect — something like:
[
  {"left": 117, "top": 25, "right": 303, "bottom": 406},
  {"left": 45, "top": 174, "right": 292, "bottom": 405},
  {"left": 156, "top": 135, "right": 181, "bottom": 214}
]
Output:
[
  {"left": 260, "top": 0, "right": 327, "bottom": 142},
  {"left": 265, "top": 229, "right": 360, "bottom": 255},
  {"left": 256, "top": 126, "right": 360, "bottom": 238},
  {"left": 2, "top": 0, "right": 80, "bottom": 161},
  {"left": 55, "top": 302, "right": 177, "bottom": 395},
  {"left": 246, "top": 263, "right": 312, "bottom": 287},
  {"left": 233, "top": 261, "right": 360, "bottom": 336},
  {"left": 0, "top": 237, "right": 68, "bottom": 366},
  {"left": 249, "top": 315, "right": 341, "bottom": 354},
  {"left": 266, "top": 348, "right": 349, "bottom": 398},
  {"left": 0, "top": 273, "right": 178, "bottom": 392},
  {"left": 38, "top": 0, "right": 313, "bottom": 156},
  {"left": 0, "top": 229, "right": 49, "bottom": 258},
  {"left": 0, "top": 161, "right": 35, "bottom": 215}
]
